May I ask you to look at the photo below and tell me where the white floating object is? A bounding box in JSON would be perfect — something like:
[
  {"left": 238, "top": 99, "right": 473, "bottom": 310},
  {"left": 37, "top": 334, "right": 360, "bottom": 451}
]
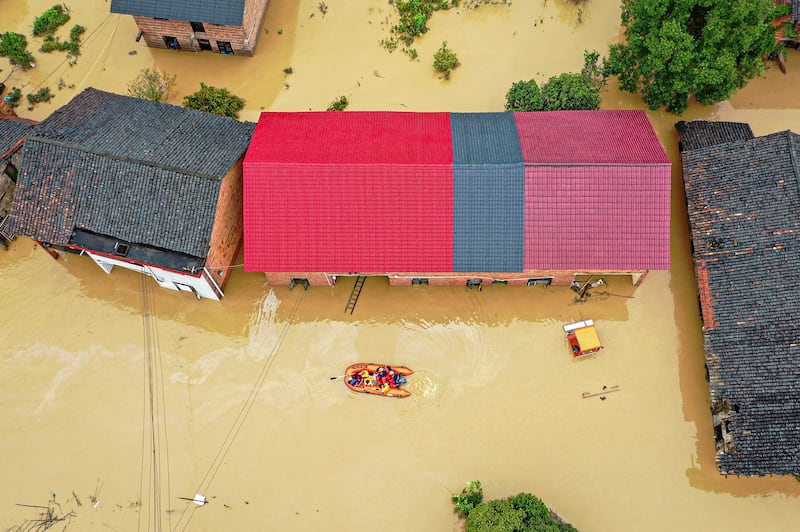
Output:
[{"left": 192, "top": 493, "right": 207, "bottom": 506}]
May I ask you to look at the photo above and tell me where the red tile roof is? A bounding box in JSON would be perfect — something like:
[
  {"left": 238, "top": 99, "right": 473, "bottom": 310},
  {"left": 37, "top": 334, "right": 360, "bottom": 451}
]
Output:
[
  {"left": 514, "top": 110, "right": 671, "bottom": 165},
  {"left": 244, "top": 112, "right": 454, "bottom": 272}
]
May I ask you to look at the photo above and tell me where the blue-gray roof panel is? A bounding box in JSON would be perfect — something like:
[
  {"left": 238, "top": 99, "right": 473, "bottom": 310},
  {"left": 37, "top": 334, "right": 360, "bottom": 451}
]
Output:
[
  {"left": 110, "top": 0, "right": 246, "bottom": 26},
  {"left": 450, "top": 112, "right": 523, "bottom": 165}
]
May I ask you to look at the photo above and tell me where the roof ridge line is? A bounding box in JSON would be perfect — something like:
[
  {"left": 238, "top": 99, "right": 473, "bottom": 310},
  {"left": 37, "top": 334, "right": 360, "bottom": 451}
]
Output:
[{"left": 28, "top": 136, "right": 221, "bottom": 180}]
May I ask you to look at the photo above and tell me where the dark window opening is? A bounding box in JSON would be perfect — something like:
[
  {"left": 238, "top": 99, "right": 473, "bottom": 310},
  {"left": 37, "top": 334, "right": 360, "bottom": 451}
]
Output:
[
  {"left": 154, "top": 17, "right": 168, "bottom": 20},
  {"left": 114, "top": 242, "right": 130, "bottom": 256},
  {"left": 197, "top": 38, "right": 212, "bottom": 51},
  {"left": 163, "top": 36, "right": 180, "bottom": 50},
  {"left": 217, "top": 41, "right": 234, "bottom": 55},
  {"left": 289, "top": 277, "right": 309, "bottom": 291},
  {"left": 466, "top": 279, "right": 482, "bottom": 291},
  {"left": 4, "top": 163, "right": 18, "bottom": 182},
  {"left": 190, "top": 21, "right": 205, "bottom": 33},
  {"left": 493, "top": 280, "right": 508, "bottom": 285},
  {"left": 411, "top": 278, "right": 428, "bottom": 285},
  {"left": 527, "top": 277, "right": 553, "bottom": 286}
]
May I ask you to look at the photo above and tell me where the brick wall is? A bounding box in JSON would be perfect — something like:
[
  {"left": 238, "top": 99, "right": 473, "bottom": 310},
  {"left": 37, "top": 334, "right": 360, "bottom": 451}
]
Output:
[
  {"left": 133, "top": 0, "right": 270, "bottom": 56},
  {"left": 204, "top": 158, "right": 244, "bottom": 294},
  {"left": 262, "top": 269, "right": 648, "bottom": 288}
]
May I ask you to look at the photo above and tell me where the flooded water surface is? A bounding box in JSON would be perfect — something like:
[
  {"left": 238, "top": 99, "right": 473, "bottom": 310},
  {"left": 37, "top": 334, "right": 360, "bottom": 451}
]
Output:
[{"left": 3, "top": 0, "right": 800, "bottom": 530}]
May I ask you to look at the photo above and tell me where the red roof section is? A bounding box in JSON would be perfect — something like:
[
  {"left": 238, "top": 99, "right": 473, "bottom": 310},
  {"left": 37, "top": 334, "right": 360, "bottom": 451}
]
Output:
[
  {"left": 514, "top": 110, "right": 671, "bottom": 165},
  {"left": 244, "top": 112, "right": 454, "bottom": 272}
]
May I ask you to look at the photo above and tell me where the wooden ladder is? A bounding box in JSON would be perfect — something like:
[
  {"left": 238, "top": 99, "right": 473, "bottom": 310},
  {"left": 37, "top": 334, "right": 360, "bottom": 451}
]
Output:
[{"left": 344, "top": 276, "right": 367, "bottom": 314}]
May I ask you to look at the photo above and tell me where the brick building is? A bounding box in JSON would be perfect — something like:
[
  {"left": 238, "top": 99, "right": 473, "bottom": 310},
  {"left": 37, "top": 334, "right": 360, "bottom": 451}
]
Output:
[
  {"left": 7, "top": 88, "right": 254, "bottom": 300},
  {"left": 243, "top": 111, "right": 671, "bottom": 288},
  {"left": 678, "top": 119, "right": 800, "bottom": 476},
  {"left": 110, "top": 0, "right": 271, "bottom": 56}
]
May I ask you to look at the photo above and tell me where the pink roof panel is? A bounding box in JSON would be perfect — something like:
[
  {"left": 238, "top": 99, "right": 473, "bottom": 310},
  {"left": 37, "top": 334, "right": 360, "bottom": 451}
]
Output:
[
  {"left": 514, "top": 110, "right": 671, "bottom": 165},
  {"left": 524, "top": 166, "right": 671, "bottom": 270}
]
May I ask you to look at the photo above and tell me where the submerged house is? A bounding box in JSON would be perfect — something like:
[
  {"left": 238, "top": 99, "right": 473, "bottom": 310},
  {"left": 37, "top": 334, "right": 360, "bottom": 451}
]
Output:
[
  {"left": 110, "top": 0, "right": 270, "bottom": 56},
  {"left": 7, "top": 87, "right": 254, "bottom": 300},
  {"left": 243, "top": 110, "right": 671, "bottom": 288},
  {"left": 677, "top": 119, "right": 800, "bottom": 476},
  {"left": 0, "top": 111, "right": 35, "bottom": 245}
]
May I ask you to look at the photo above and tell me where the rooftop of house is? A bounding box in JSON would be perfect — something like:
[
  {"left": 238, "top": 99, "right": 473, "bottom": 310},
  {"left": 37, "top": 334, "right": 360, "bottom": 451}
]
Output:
[
  {"left": 679, "top": 123, "right": 800, "bottom": 475},
  {"left": 110, "top": 0, "right": 246, "bottom": 26},
  {"left": 244, "top": 110, "right": 671, "bottom": 273},
  {"left": 9, "top": 88, "right": 254, "bottom": 259},
  {"left": 0, "top": 115, "right": 35, "bottom": 159},
  {"left": 675, "top": 120, "right": 755, "bottom": 152}
]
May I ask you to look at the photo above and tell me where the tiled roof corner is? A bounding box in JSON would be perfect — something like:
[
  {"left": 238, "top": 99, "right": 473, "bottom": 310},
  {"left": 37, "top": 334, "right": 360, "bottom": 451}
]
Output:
[{"left": 675, "top": 120, "right": 755, "bottom": 152}]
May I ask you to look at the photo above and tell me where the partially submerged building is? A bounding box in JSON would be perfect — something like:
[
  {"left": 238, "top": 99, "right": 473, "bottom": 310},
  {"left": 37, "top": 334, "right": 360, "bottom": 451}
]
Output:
[
  {"left": 110, "top": 0, "right": 271, "bottom": 56},
  {"left": 243, "top": 110, "right": 671, "bottom": 288},
  {"left": 677, "top": 119, "right": 800, "bottom": 475},
  {"left": 7, "top": 88, "right": 254, "bottom": 300},
  {"left": 0, "top": 107, "right": 35, "bottom": 245}
]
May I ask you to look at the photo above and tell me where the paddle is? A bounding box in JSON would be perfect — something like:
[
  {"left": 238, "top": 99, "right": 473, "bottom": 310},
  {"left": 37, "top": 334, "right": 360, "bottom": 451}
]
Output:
[{"left": 330, "top": 375, "right": 345, "bottom": 380}]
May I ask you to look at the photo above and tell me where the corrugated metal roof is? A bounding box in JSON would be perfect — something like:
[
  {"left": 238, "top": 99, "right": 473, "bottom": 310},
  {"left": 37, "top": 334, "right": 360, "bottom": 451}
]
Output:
[
  {"left": 110, "top": 0, "right": 246, "bottom": 26},
  {"left": 451, "top": 113, "right": 524, "bottom": 272},
  {"left": 524, "top": 165, "right": 671, "bottom": 270},
  {"left": 244, "top": 112, "right": 454, "bottom": 272},
  {"left": 681, "top": 130, "right": 800, "bottom": 475},
  {"left": 515, "top": 110, "right": 671, "bottom": 165}
]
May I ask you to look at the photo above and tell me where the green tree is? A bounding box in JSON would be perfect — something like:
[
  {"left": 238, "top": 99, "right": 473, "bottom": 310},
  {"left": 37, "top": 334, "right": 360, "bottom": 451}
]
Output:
[
  {"left": 0, "top": 32, "right": 35, "bottom": 69},
  {"left": 452, "top": 480, "right": 483, "bottom": 518},
  {"left": 606, "top": 0, "right": 782, "bottom": 114},
  {"left": 541, "top": 72, "right": 600, "bottom": 110},
  {"left": 433, "top": 40, "right": 460, "bottom": 79},
  {"left": 33, "top": 5, "right": 71, "bottom": 37},
  {"left": 465, "top": 493, "right": 578, "bottom": 532},
  {"left": 504, "top": 79, "right": 543, "bottom": 111},
  {"left": 183, "top": 83, "right": 245, "bottom": 119},
  {"left": 128, "top": 68, "right": 176, "bottom": 102}
]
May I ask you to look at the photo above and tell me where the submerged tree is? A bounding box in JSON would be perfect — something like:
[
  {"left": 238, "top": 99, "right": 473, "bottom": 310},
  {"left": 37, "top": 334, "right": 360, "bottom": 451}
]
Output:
[
  {"left": 127, "top": 68, "right": 176, "bottom": 102},
  {"left": 606, "top": 0, "right": 782, "bottom": 114},
  {"left": 183, "top": 83, "right": 245, "bottom": 119},
  {"left": 465, "top": 492, "right": 578, "bottom": 532}
]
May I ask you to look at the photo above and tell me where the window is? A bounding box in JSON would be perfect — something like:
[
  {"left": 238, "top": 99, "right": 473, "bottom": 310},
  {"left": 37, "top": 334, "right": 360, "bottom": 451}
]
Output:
[
  {"left": 190, "top": 21, "right": 205, "bottom": 33},
  {"left": 154, "top": 17, "right": 168, "bottom": 20},
  {"left": 4, "top": 163, "right": 18, "bottom": 182},
  {"left": 466, "top": 279, "right": 482, "bottom": 291},
  {"left": 289, "top": 277, "right": 309, "bottom": 291},
  {"left": 114, "top": 242, "right": 130, "bottom": 256},
  {"left": 493, "top": 280, "right": 508, "bottom": 285},
  {"left": 163, "top": 36, "right": 180, "bottom": 50},
  {"left": 217, "top": 41, "right": 234, "bottom": 55},
  {"left": 197, "top": 38, "right": 212, "bottom": 51},
  {"left": 527, "top": 277, "right": 553, "bottom": 286},
  {"left": 411, "top": 278, "right": 429, "bottom": 285}
]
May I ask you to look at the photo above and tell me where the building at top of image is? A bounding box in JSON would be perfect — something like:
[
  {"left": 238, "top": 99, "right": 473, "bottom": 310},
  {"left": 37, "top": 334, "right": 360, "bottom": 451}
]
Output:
[
  {"left": 7, "top": 87, "right": 255, "bottom": 301},
  {"left": 677, "top": 119, "right": 800, "bottom": 476},
  {"left": 110, "top": 0, "right": 271, "bottom": 56},
  {"left": 243, "top": 110, "right": 671, "bottom": 290}
]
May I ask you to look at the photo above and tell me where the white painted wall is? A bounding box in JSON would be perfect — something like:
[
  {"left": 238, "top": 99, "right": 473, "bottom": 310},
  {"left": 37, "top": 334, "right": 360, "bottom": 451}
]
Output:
[{"left": 84, "top": 251, "right": 221, "bottom": 301}]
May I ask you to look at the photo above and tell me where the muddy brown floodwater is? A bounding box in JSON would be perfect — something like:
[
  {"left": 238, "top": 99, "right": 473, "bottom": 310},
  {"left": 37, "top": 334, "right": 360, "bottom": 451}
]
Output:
[{"left": 3, "top": 0, "right": 800, "bottom": 531}]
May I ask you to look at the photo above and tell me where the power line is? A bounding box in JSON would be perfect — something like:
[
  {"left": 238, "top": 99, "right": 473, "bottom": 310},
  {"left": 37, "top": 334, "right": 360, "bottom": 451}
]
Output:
[{"left": 172, "top": 289, "right": 305, "bottom": 532}]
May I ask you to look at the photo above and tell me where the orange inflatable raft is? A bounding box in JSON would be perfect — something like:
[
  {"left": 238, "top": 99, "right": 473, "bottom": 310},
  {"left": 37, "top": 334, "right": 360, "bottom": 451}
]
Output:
[{"left": 344, "top": 363, "right": 413, "bottom": 398}]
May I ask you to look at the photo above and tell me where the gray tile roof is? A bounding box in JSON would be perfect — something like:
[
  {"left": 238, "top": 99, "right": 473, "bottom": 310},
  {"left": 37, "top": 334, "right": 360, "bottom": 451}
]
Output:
[
  {"left": 33, "top": 88, "right": 254, "bottom": 179},
  {"left": 110, "top": 0, "right": 246, "bottom": 26},
  {"left": 8, "top": 88, "right": 254, "bottom": 262},
  {"left": 0, "top": 116, "right": 34, "bottom": 157},
  {"left": 675, "top": 120, "right": 754, "bottom": 152},
  {"left": 794, "top": 0, "right": 800, "bottom": 22},
  {"left": 680, "top": 129, "right": 800, "bottom": 475}
]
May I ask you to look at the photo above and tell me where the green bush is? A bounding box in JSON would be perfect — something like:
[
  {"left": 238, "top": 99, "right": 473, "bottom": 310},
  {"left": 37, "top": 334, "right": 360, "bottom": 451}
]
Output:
[
  {"left": 466, "top": 493, "right": 578, "bottom": 532},
  {"left": 128, "top": 68, "right": 177, "bottom": 102},
  {"left": 33, "top": 5, "right": 71, "bottom": 37},
  {"left": 0, "top": 32, "right": 35, "bottom": 69},
  {"left": 392, "top": 0, "right": 450, "bottom": 46},
  {"left": 452, "top": 480, "right": 483, "bottom": 519},
  {"left": 433, "top": 40, "right": 459, "bottom": 79},
  {"left": 183, "top": 83, "right": 245, "bottom": 119},
  {"left": 5, "top": 87, "right": 22, "bottom": 108},
  {"left": 541, "top": 72, "right": 600, "bottom": 110},
  {"left": 27, "top": 87, "right": 54, "bottom": 105},
  {"left": 504, "top": 79, "right": 543, "bottom": 111},
  {"left": 326, "top": 95, "right": 349, "bottom": 111}
]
